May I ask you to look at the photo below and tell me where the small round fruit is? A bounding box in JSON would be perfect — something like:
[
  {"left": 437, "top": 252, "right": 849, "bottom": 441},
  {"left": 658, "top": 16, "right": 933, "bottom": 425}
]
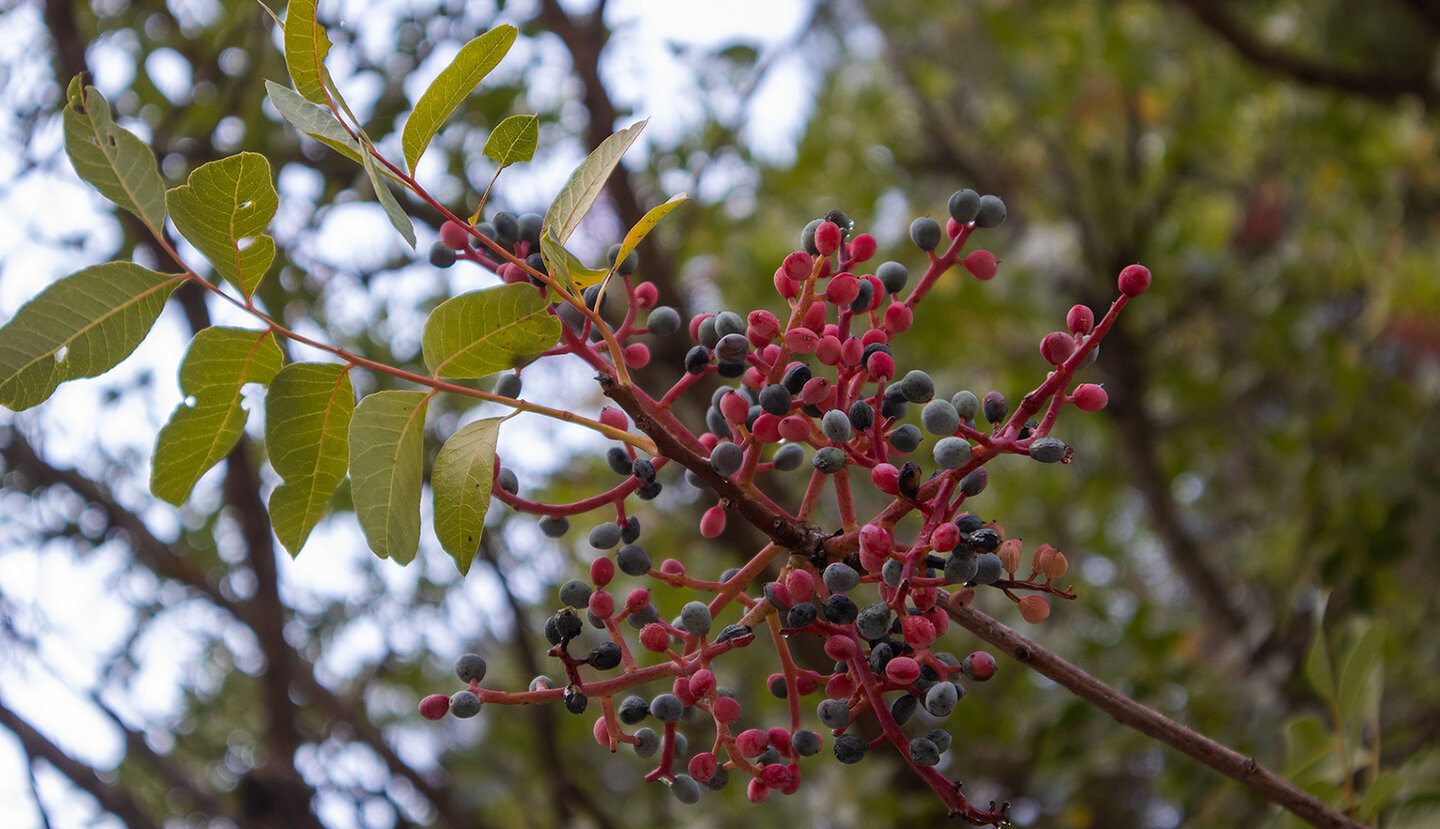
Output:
[
  {"left": 974, "top": 194, "right": 1006, "bottom": 228},
  {"left": 909, "top": 217, "right": 942, "bottom": 251},
  {"left": 922, "top": 399, "right": 961, "bottom": 435},
  {"left": 933, "top": 437, "right": 973, "bottom": 470},
  {"left": 1028, "top": 437, "right": 1068, "bottom": 463},
  {"left": 947, "top": 189, "right": 981, "bottom": 224},
  {"left": 1118, "top": 263, "right": 1152, "bottom": 296},
  {"left": 449, "top": 690, "right": 482, "bottom": 718}
]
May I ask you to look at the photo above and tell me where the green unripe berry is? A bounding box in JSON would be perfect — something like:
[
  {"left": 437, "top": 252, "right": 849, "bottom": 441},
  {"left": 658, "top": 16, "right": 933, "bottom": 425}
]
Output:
[{"left": 848, "top": 400, "right": 875, "bottom": 430}]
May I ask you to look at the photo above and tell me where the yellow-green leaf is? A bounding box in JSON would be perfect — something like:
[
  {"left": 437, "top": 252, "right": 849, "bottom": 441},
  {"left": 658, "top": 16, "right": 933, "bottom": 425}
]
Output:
[
  {"left": 432, "top": 417, "right": 504, "bottom": 575},
  {"left": 151, "top": 328, "right": 282, "bottom": 506},
  {"left": 611, "top": 193, "right": 687, "bottom": 274},
  {"left": 266, "top": 362, "right": 354, "bottom": 554},
  {"left": 62, "top": 78, "right": 167, "bottom": 235},
  {"left": 1336, "top": 621, "right": 1384, "bottom": 724},
  {"left": 1304, "top": 625, "right": 1335, "bottom": 702},
  {"left": 543, "top": 120, "right": 646, "bottom": 244},
  {"left": 421, "top": 284, "right": 560, "bottom": 378},
  {"left": 283, "top": 0, "right": 331, "bottom": 105},
  {"left": 0, "top": 262, "right": 182, "bottom": 411},
  {"left": 402, "top": 25, "right": 518, "bottom": 173},
  {"left": 349, "top": 390, "right": 428, "bottom": 563},
  {"left": 540, "top": 232, "right": 608, "bottom": 296},
  {"left": 483, "top": 113, "right": 539, "bottom": 169},
  {"left": 265, "top": 80, "right": 364, "bottom": 166},
  {"left": 1283, "top": 714, "right": 1334, "bottom": 780},
  {"left": 167, "top": 154, "right": 278, "bottom": 299}
]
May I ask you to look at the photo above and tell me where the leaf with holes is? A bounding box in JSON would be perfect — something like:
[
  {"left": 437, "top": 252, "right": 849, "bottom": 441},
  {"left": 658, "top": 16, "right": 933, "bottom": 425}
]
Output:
[
  {"left": 265, "top": 80, "right": 365, "bottom": 166},
  {"left": 151, "top": 328, "right": 282, "bottom": 506},
  {"left": 0, "top": 262, "right": 182, "bottom": 411},
  {"left": 402, "top": 25, "right": 518, "bottom": 173},
  {"left": 62, "top": 78, "right": 167, "bottom": 235},
  {"left": 421, "top": 283, "right": 560, "bottom": 378},
  {"left": 432, "top": 417, "right": 505, "bottom": 575},
  {"left": 266, "top": 362, "right": 354, "bottom": 554},
  {"left": 167, "top": 153, "right": 278, "bottom": 299},
  {"left": 483, "top": 113, "right": 539, "bottom": 169},
  {"left": 283, "top": 0, "right": 331, "bottom": 105},
  {"left": 349, "top": 390, "right": 429, "bottom": 563},
  {"left": 543, "top": 120, "right": 646, "bottom": 244}
]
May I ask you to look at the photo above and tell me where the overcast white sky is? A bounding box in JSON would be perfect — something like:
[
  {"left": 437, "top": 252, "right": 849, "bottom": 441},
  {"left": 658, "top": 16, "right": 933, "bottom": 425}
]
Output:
[{"left": 0, "top": 1, "right": 840, "bottom": 826}]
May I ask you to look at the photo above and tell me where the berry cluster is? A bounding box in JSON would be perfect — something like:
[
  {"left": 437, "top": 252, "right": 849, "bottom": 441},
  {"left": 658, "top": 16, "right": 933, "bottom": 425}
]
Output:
[{"left": 418, "top": 190, "right": 1148, "bottom": 824}]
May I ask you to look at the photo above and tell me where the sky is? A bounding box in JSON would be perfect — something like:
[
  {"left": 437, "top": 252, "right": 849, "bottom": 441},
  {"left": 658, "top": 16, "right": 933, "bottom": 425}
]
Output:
[{"left": 0, "top": 1, "right": 833, "bottom": 826}]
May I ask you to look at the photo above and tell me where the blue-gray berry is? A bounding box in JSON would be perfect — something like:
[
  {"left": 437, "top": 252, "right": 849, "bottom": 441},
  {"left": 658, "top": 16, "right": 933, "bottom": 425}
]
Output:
[
  {"left": 960, "top": 467, "right": 988, "bottom": 497},
  {"left": 899, "top": 370, "right": 935, "bottom": 403},
  {"left": 812, "top": 446, "right": 846, "bottom": 474},
  {"left": 924, "top": 681, "right": 959, "bottom": 717},
  {"left": 538, "top": 514, "right": 570, "bottom": 538},
  {"left": 817, "top": 698, "right": 851, "bottom": 729},
  {"left": 786, "top": 602, "right": 818, "bottom": 628},
  {"left": 881, "top": 558, "right": 904, "bottom": 587},
  {"left": 589, "top": 523, "right": 623, "bottom": 549},
  {"left": 909, "top": 737, "right": 940, "bottom": 767},
  {"left": 1029, "top": 437, "right": 1068, "bottom": 463},
  {"left": 876, "top": 261, "right": 908, "bottom": 294},
  {"left": 974, "top": 552, "right": 1003, "bottom": 585},
  {"left": 921, "top": 399, "right": 960, "bottom": 435},
  {"left": 559, "top": 579, "right": 592, "bottom": 609},
  {"left": 822, "top": 409, "right": 852, "bottom": 443},
  {"left": 888, "top": 424, "right": 922, "bottom": 453},
  {"left": 945, "top": 552, "right": 978, "bottom": 584},
  {"left": 792, "top": 729, "right": 822, "bottom": 756},
  {"left": 772, "top": 443, "right": 804, "bottom": 471},
  {"left": 848, "top": 400, "right": 874, "bottom": 430},
  {"left": 710, "top": 442, "right": 744, "bottom": 477},
  {"left": 713, "top": 310, "right": 746, "bottom": 337},
  {"left": 856, "top": 603, "right": 892, "bottom": 640},
  {"left": 455, "top": 654, "right": 488, "bottom": 683},
  {"left": 951, "top": 390, "right": 980, "bottom": 421},
  {"left": 909, "top": 217, "right": 942, "bottom": 252},
  {"left": 428, "top": 241, "right": 457, "bottom": 268},
  {"left": 449, "top": 690, "right": 482, "bottom": 718},
  {"left": 651, "top": 693, "right": 685, "bottom": 723},
  {"left": 823, "top": 562, "right": 860, "bottom": 593},
  {"left": 982, "top": 391, "right": 1008, "bottom": 424},
  {"left": 759, "top": 383, "right": 792, "bottom": 416},
  {"left": 646, "top": 306, "right": 681, "bottom": 336},
  {"left": 679, "top": 601, "right": 713, "bottom": 637},
  {"left": 671, "top": 774, "right": 701, "bottom": 804},
  {"left": 975, "top": 194, "right": 1007, "bottom": 228},
  {"left": 633, "top": 727, "right": 661, "bottom": 758},
  {"left": 927, "top": 728, "right": 953, "bottom": 754},
  {"left": 618, "top": 695, "right": 649, "bottom": 724},
  {"left": 823, "top": 594, "right": 859, "bottom": 624},
  {"left": 890, "top": 693, "right": 918, "bottom": 725},
  {"left": 616, "top": 544, "right": 650, "bottom": 576},
  {"left": 606, "top": 446, "right": 633, "bottom": 475},
  {"left": 933, "top": 437, "right": 973, "bottom": 470},
  {"left": 833, "top": 734, "right": 867, "bottom": 764},
  {"left": 948, "top": 189, "right": 981, "bottom": 224},
  {"left": 496, "top": 467, "right": 518, "bottom": 495},
  {"left": 685, "top": 345, "right": 710, "bottom": 375},
  {"left": 494, "top": 373, "right": 522, "bottom": 399}
]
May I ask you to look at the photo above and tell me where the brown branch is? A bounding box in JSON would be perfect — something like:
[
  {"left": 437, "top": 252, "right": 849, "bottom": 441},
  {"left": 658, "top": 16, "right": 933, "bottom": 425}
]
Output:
[
  {"left": 0, "top": 699, "right": 160, "bottom": 829},
  {"left": 945, "top": 603, "right": 1366, "bottom": 829},
  {"left": 1173, "top": 0, "right": 1439, "bottom": 105}
]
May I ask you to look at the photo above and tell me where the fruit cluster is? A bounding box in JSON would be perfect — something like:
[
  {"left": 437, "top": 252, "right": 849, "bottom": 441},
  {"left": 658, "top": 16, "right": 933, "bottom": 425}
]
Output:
[{"left": 418, "top": 190, "right": 1148, "bottom": 824}]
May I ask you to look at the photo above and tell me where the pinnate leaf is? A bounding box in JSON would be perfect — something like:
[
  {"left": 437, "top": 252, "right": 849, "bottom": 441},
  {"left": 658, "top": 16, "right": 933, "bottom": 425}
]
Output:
[
  {"left": 432, "top": 417, "right": 504, "bottom": 575},
  {"left": 62, "top": 78, "right": 167, "bottom": 234},
  {"left": 543, "top": 120, "right": 646, "bottom": 244},
  {"left": 283, "top": 0, "right": 331, "bottom": 105},
  {"left": 0, "top": 262, "right": 181, "bottom": 411},
  {"left": 167, "top": 153, "right": 278, "bottom": 298},
  {"left": 421, "top": 284, "right": 560, "bottom": 378},
  {"left": 266, "top": 362, "right": 354, "bottom": 554},
  {"left": 151, "top": 328, "right": 282, "bottom": 506},
  {"left": 402, "top": 25, "right": 518, "bottom": 172},
  {"left": 483, "top": 114, "right": 539, "bottom": 169},
  {"left": 349, "top": 390, "right": 429, "bottom": 563}
]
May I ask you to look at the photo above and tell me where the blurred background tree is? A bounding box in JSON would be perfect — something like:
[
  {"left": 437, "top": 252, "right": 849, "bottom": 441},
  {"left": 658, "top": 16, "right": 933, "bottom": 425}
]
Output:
[{"left": 0, "top": 1, "right": 1436, "bottom": 827}]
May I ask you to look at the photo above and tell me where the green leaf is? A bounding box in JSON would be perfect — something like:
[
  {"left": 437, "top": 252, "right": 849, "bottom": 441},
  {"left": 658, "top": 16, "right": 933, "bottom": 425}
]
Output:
[
  {"left": 283, "top": 0, "right": 331, "bottom": 105},
  {"left": 62, "top": 78, "right": 167, "bottom": 235},
  {"left": 349, "top": 390, "right": 429, "bottom": 563},
  {"left": 0, "top": 262, "right": 182, "bottom": 411},
  {"left": 361, "top": 147, "right": 416, "bottom": 248},
  {"left": 266, "top": 362, "right": 354, "bottom": 554},
  {"left": 265, "top": 80, "right": 364, "bottom": 165},
  {"left": 402, "top": 25, "right": 518, "bottom": 173},
  {"left": 151, "top": 328, "right": 282, "bottom": 506},
  {"left": 542, "top": 120, "right": 646, "bottom": 244},
  {"left": 1283, "top": 714, "right": 1334, "bottom": 780},
  {"left": 1304, "top": 625, "right": 1335, "bottom": 702},
  {"left": 1337, "top": 621, "right": 1384, "bottom": 724},
  {"left": 1360, "top": 770, "right": 1405, "bottom": 821},
  {"left": 539, "top": 232, "right": 608, "bottom": 296},
  {"left": 612, "top": 193, "right": 687, "bottom": 273},
  {"left": 483, "top": 113, "right": 539, "bottom": 169},
  {"left": 432, "top": 417, "right": 504, "bottom": 575},
  {"left": 421, "top": 284, "right": 561, "bottom": 378},
  {"left": 166, "top": 153, "right": 278, "bottom": 299}
]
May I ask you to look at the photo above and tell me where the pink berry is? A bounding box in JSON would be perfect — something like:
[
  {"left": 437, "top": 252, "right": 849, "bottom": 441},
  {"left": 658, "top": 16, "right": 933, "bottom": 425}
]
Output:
[
  {"left": 885, "top": 655, "right": 921, "bottom": 685},
  {"left": 859, "top": 523, "right": 892, "bottom": 557},
  {"left": 623, "top": 343, "right": 649, "bottom": 369},
  {"left": 498, "top": 262, "right": 527, "bottom": 284},
  {"left": 593, "top": 716, "right": 610, "bottom": 746},
  {"left": 782, "top": 251, "right": 812, "bottom": 281},
  {"left": 689, "top": 313, "right": 713, "bottom": 342},
  {"left": 774, "top": 269, "right": 798, "bottom": 298},
  {"left": 760, "top": 763, "right": 792, "bottom": 790},
  {"left": 866, "top": 350, "right": 896, "bottom": 380},
  {"left": 419, "top": 693, "right": 451, "bottom": 720},
  {"left": 825, "top": 634, "right": 859, "bottom": 661},
  {"left": 748, "top": 309, "right": 781, "bottom": 340},
  {"left": 785, "top": 328, "right": 820, "bottom": 354},
  {"left": 640, "top": 623, "right": 671, "bottom": 652},
  {"left": 963, "top": 650, "right": 998, "bottom": 681},
  {"left": 1039, "top": 331, "right": 1076, "bottom": 366},
  {"left": 884, "top": 302, "right": 913, "bottom": 333},
  {"left": 625, "top": 588, "right": 650, "bottom": 613},
  {"left": 660, "top": 558, "right": 686, "bottom": 576},
  {"left": 598, "top": 407, "right": 628, "bottom": 432},
  {"left": 901, "top": 616, "right": 936, "bottom": 650},
  {"left": 826, "top": 273, "right": 860, "bottom": 307},
  {"left": 816, "top": 335, "right": 843, "bottom": 365},
  {"left": 786, "top": 568, "right": 815, "bottom": 601},
  {"left": 633, "top": 281, "right": 658, "bottom": 309},
  {"left": 747, "top": 778, "right": 770, "bottom": 803},
  {"left": 1118, "top": 263, "right": 1151, "bottom": 296},
  {"left": 946, "top": 217, "right": 963, "bottom": 239},
  {"left": 752, "top": 413, "right": 781, "bottom": 444},
  {"left": 688, "top": 668, "right": 717, "bottom": 699},
  {"left": 720, "top": 391, "right": 749, "bottom": 424},
  {"left": 778, "top": 415, "right": 810, "bottom": 443},
  {"left": 931, "top": 522, "right": 960, "bottom": 552},
  {"left": 848, "top": 233, "right": 877, "bottom": 262},
  {"left": 712, "top": 695, "right": 741, "bottom": 723},
  {"left": 590, "top": 557, "right": 614, "bottom": 587},
  {"left": 1071, "top": 383, "right": 1108, "bottom": 411},
  {"left": 736, "top": 728, "right": 769, "bottom": 757},
  {"left": 440, "top": 220, "right": 471, "bottom": 250},
  {"left": 815, "top": 221, "right": 842, "bottom": 256},
  {"left": 871, "top": 463, "right": 900, "bottom": 494},
  {"left": 826, "top": 673, "right": 856, "bottom": 699},
  {"left": 699, "top": 505, "right": 727, "bottom": 538},
  {"left": 1066, "top": 304, "right": 1094, "bottom": 335},
  {"left": 588, "top": 589, "right": 614, "bottom": 619},
  {"left": 841, "top": 336, "right": 864, "bottom": 366},
  {"left": 964, "top": 249, "right": 998, "bottom": 280},
  {"left": 689, "top": 752, "right": 718, "bottom": 783}
]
